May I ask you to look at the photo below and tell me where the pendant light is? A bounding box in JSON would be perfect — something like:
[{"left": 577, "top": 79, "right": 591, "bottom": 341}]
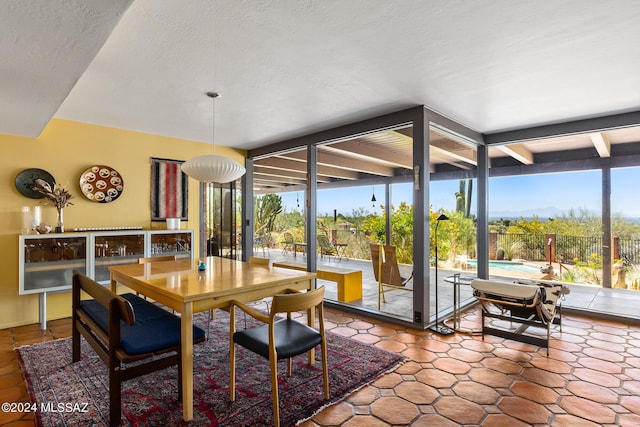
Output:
[
  {"left": 181, "top": 92, "right": 246, "bottom": 183},
  {"left": 371, "top": 186, "right": 376, "bottom": 207}
]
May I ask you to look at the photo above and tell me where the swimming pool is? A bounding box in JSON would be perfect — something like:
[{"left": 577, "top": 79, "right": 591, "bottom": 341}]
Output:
[{"left": 464, "top": 260, "right": 541, "bottom": 274}]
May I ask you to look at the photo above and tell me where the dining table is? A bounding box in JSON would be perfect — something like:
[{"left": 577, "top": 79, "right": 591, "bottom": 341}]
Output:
[{"left": 109, "top": 256, "right": 317, "bottom": 422}]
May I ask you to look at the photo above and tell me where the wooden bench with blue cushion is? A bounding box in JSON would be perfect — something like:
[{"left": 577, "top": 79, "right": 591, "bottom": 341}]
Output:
[{"left": 71, "top": 272, "right": 206, "bottom": 427}]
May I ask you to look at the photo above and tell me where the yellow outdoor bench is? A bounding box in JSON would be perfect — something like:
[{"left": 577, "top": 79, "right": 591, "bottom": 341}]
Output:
[{"left": 272, "top": 261, "right": 362, "bottom": 302}]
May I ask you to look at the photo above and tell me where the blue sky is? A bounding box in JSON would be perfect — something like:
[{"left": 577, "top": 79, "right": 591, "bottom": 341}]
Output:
[{"left": 276, "top": 167, "right": 640, "bottom": 218}]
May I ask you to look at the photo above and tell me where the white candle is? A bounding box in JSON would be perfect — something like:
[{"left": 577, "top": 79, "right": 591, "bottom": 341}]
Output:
[
  {"left": 22, "top": 206, "right": 31, "bottom": 234},
  {"left": 32, "top": 206, "right": 41, "bottom": 228}
]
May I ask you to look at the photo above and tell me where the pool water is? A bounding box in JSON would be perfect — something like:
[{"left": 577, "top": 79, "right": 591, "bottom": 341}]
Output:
[{"left": 464, "top": 260, "right": 541, "bottom": 273}]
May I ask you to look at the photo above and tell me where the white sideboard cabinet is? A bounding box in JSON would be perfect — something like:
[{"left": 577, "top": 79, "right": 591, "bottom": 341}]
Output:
[{"left": 19, "top": 229, "right": 194, "bottom": 328}]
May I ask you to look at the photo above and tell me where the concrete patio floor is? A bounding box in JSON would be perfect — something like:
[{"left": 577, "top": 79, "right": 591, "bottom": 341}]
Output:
[{"left": 256, "top": 247, "right": 640, "bottom": 325}]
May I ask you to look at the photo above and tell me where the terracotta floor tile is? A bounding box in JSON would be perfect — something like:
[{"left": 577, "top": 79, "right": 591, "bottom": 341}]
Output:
[
  {"left": 567, "top": 380, "right": 620, "bottom": 403},
  {"left": 330, "top": 326, "right": 357, "bottom": 337},
  {"left": 391, "top": 332, "right": 420, "bottom": 344},
  {"left": 368, "top": 326, "right": 396, "bottom": 337},
  {"left": 370, "top": 396, "right": 419, "bottom": 424},
  {"left": 559, "top": 395, "right": 617, "bottom": 424},
  {"left": 481, "top": 414, "right": 532, "bottom": 427},
  {"left": 345, "top": 385, "right": 378, "bottom": 406},
  {"left": 373, "top": 340, "right": 406, "bottom": 353},
  {"left": 583, "top": 346, "right": 626, "bottom": 362},
  {"left": 481, "top": 357, "right": 523, "bottom": 374},
  {"left": 467, "top": 367, "right": 512, "bottom": 388},
  {"left": 551, "top": 413, "right": 603, "bottom": 427},
  {"left": 447, "top": 347, "right": 484, "bottom": 363},
  {"left": 549, "top": 339, "right": 583, "bottom": 352},
  {"left": 370, "top": 372, "right": 402, "bottom": 389},
  {"left": 310, "top": 401, "right": 353, "bottom": 425},
  {"left": 547, "top": 348, "right": 579, "bottom": 362},
  {"left": 498, "top": 396, "right": 552, "bottom": 424},
  {"left": 432, "top": 357, "right": 471, "bottom": 375},
  {"left": 520, "top": 367, "right": 567, "bottom": 387},
  {"left": 622, "top": 380, "right": 640, "bottom": 394},
  {"left": 394, "top": 360, "right": 421, "bottom": 375},
  {"left": 0, "top": 373, "right": 23, "bottom": 389},
  {"left": 529, "top": 356, "right": 573, "bottom": 374},
  {"left": 434, "top": 396, "right": 484, "bottom": 424},
  {"left": 573, "top": 367, "right": 621, "bottom": 387},
  {"left": 622, "top": 367, "right": 640, "bottom": 381},
  {"left": 510, "top": 381, "right": 560, "bottom": 404},
  {"left": 587, "top": 339, "right": 626, "bottom": 352},
  {"left": 500, "top": 341, "right": 540, "bottom": 354},
  {"left": 590, "top": 331, "right": 628, "bottom": 343},
  {"left": 620, "top": 395, "right": 640, "bottom": 413},
  {"left": 625, "top": 357, "right": 640, "bottom": 368},
  {"left": 4, "top": 307, "right": 640, "bottom": 427},
  {"left": 452, "top": 381, "right": 499, "bottom": 404},
  {"left": 346, "top": 320, "right": 374, "bottom": 330},
  {"left": 578, "top": 357, "right": 623, "bottom": 374},
  {"left": 401, "top": 347, "right": 436, "bottom": 363},
  {"left": 415, "top": 338, "right": 451, "bottom": 352},
  {"left": 412, "top": 413, "right": 460, "bottom": 426},
  {"left": 341, "top": 415, "right": 389, "bottom": 427},
  {"left": 349, "top": 333, "right": 379, "bottom": 345},
  {"left": 618, "top": 413, "right": 640, "bottom": 427},
  {"left": 395, "top": 381, "right": 439, "bottom": 404},
  {"left": 414, "top": 368, "right": 458, "bottom": 388},
  {"left": 459, "top": 338, "right": 494, "bottom": 352}
]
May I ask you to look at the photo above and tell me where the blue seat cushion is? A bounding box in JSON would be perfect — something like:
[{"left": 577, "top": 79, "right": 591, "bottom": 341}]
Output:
[
  {"left": 80, "top": 293, "right": 205, "bottom": 356},
  {"left": 233, "top": 318, "right": 322, "bottom": 360}
]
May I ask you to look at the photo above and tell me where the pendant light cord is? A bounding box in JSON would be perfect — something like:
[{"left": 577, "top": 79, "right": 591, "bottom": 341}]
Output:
[{"left": 206, "top": 91, "right": 219, "bottom": 155}]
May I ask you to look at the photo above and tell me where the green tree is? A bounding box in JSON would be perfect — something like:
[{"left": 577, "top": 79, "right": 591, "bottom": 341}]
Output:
[{"left": 362, "top": 202, "right": 414, "bottom": 263}]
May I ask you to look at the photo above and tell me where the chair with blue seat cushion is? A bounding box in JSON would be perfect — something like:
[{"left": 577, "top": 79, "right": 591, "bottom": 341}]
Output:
[
  {"left": 72, "top": 272, "right": 205, "bottom": 426},
  {"left": 229, "top": 286, "right": 329, "bottom": 427}
]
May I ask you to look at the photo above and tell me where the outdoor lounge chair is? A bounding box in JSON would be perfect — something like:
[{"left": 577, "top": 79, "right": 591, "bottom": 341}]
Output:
[
  {"left": 471, "top": 278, "right": 569, "bottom": 355},
  {"left": 370, "top": 244, "right": 413, "bottom": 310}
]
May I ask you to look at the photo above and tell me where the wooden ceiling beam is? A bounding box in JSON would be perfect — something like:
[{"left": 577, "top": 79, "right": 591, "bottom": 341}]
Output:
[
  {"left": 325, "top": 138, "right": 413, "bottom": 169},
  {"left": 282, "top": 150, "right": 395, "bottom": 177},
  {"left": 497, "top": 144, "right": 534, "bottom": 165},
  {"left": 430, "top": 144, "right": 477, "bottom": 166},
  {"left": 255, "top": 156, "right": 359, "bottom": 180},
  {"left": 589, "top": 132, "right": 611, "bottom": 157}
]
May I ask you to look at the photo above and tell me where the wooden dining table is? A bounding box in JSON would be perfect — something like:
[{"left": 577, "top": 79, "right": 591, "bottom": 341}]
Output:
[{"left": 109, "top": 256, "right": 317, "bottom": 422}]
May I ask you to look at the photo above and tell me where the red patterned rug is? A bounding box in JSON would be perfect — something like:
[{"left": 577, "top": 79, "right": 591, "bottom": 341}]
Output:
[{"left": 16, "top": 310, "right": 406, "bottom": 426}]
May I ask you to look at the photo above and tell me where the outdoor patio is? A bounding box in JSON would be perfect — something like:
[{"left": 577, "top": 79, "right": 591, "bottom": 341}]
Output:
[{"left": 256, "top": 247, "right": 640, "bottom": 325}]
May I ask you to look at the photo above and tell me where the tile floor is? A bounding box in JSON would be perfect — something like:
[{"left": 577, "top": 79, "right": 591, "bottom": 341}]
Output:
[{"left": 2, "top": 308, "right": 640, "bottom": 426}]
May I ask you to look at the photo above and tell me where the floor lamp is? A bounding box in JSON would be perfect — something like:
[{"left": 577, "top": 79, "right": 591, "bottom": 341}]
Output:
[{"left": 429, "top": 213, "right": 455, "bottom": 335}]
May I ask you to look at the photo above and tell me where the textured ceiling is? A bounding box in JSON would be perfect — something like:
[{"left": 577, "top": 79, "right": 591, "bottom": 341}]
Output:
[{"left": 3, "top": 0, "right": 640, "bottom": 149}]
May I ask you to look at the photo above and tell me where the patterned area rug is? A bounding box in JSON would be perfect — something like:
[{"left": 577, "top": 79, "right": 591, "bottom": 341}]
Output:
[{"left": 16, "top": 311, "right": 406, "bottom": 427}]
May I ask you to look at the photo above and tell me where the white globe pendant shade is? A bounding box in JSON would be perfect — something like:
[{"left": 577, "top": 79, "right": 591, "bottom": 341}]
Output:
[{"left": 181, "top": 154, "right": 246, "bottom": 183}]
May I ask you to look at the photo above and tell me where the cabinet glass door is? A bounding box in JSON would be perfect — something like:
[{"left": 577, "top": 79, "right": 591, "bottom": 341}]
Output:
[
  {"left": 149, "top": 231, "right": 192, "bottom": 259},
  {"left": 93, "top": 233, "right": 145, "bottom": 282},
  {"left": 22, "top": 235, "right": 87, "bottom": 293}
]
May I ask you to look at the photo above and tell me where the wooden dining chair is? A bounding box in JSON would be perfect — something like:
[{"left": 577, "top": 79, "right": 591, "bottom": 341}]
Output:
[
  {"left": 229, "top": 286, "right": 329, "bottom": 427},
  {"left": 137, "top": 255, "right": 177, "bottom": 264}
]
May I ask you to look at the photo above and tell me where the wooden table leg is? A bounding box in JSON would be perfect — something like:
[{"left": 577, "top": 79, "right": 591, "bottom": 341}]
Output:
[{"left": 181, "top": 302, "right": 194, "bottom": 421}]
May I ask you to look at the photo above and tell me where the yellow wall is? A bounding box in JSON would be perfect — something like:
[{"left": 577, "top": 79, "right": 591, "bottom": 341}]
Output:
[{"left": 0, "top": 119, "right": 245, "bottom": 329}]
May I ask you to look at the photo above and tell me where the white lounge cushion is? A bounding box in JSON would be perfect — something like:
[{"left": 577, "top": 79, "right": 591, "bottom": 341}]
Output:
[{"left": 471, "top": 279, "right": 539, "bottom": 304}]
